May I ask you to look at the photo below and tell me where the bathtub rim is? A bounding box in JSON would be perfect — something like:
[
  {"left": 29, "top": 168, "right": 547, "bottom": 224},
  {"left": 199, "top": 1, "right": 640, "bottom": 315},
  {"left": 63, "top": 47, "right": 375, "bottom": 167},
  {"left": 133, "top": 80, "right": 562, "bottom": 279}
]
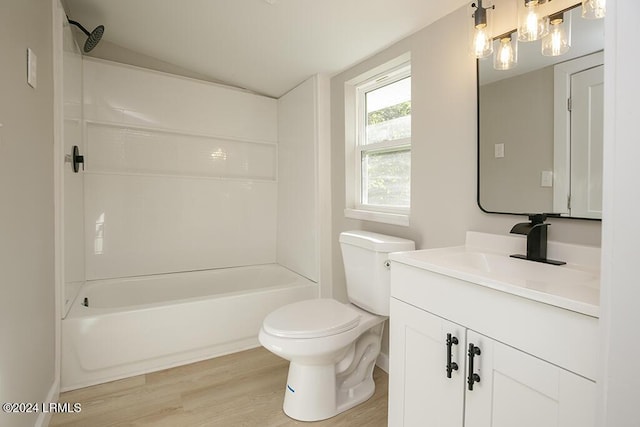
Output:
[{"left": 66, "top": 263, "right": 317, "bottom": 318}]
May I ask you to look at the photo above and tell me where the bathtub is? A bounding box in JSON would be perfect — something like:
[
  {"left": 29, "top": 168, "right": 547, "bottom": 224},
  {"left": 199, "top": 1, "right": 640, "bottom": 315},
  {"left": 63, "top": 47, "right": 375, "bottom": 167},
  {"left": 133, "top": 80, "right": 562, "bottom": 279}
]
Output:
[{"left": 61, "top": 264, "right": 317, "bottom": 391}]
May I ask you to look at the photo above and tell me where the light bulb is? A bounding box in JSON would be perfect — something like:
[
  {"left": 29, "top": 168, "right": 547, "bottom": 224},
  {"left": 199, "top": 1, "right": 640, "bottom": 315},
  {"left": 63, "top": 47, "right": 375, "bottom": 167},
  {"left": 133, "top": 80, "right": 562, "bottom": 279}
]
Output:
[
  {"left": 494, "top": 36, "right": 517, "bottom": 70},
  {"left": 469, "top": 1, "right": 494, "bottom": 58},
  {"left": 582, "top": 0, "right": 605, "bottom": 19},
  {"left": 526, "top": 10, "right": 539, "bottom": 37},
  {"left": 518, "top": 0, "right": 549, "bottom": 42},
  {"left": 473, "top": 27, "right": 493, "bottom": 58},
  {"left": 542, "top": 14, "right": 570, "bottom": 57}
]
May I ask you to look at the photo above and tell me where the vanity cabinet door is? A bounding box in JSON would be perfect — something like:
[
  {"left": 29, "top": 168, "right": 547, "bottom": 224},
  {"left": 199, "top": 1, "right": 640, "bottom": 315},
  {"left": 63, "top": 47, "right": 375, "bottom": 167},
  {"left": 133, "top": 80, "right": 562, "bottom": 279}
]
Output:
[
  {"left": 389, "top": 298, "right": 465, "bottom": 427},
  {"left": 464, "top": 330, "right": 596, "bottom": 427}
]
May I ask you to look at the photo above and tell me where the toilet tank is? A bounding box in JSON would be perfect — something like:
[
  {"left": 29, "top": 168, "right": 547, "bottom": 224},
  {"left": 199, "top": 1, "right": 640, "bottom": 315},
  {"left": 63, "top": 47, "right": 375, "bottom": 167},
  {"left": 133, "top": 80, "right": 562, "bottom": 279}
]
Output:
[{"left": 339, "top": 231, "right": 415, "bottom": 315}]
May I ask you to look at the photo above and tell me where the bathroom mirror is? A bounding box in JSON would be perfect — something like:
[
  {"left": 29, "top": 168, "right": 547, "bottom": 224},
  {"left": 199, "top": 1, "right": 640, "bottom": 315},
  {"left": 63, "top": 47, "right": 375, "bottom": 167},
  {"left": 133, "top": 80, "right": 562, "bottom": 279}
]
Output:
[{"left": 477, "top": 5, "right": 604, "bottom": 219}]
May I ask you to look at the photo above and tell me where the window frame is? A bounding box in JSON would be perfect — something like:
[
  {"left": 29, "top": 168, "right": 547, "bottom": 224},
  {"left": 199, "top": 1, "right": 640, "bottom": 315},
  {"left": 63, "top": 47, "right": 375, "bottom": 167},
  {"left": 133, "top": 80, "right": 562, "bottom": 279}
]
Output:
[{"left": 344, "top": 55, "right": 412, "bottom": 226}]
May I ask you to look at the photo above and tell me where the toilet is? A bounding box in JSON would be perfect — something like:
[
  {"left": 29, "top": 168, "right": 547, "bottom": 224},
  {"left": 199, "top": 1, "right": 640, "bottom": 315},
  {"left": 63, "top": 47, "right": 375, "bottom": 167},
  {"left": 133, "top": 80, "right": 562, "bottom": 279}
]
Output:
[{"left": 258, "top": 230, "right": 415, "bottom": 421}]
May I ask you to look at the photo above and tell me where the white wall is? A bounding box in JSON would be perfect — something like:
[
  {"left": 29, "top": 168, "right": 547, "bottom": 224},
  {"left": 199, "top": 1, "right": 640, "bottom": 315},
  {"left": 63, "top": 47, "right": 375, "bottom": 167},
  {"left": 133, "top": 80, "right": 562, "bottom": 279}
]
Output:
[
  {"left": 0, "top": 1, "right": 57, "bottom": 426},
  {"left": 598, "top": 0, "right": 640, "bottom": 424},
  {"left": 276, "top": 76, "right": 320, "bottom": 282},
  {"left": 82, "top": 59, "right": 279, "bottom": 280}
]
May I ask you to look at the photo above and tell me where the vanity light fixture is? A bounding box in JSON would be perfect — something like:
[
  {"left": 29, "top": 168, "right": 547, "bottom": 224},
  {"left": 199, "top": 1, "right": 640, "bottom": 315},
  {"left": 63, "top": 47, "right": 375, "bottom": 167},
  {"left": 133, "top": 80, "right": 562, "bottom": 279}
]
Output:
[
  {"left": 541, "top": 11, "right": 571, "bottom": 56},
  {"left": 582, "top": 0, "right": 605, "bottom": 19},
  {"left": 481, "top": 2, "right": 601, "bottom": 72},
  {"left": 494, "top": 32, "right": 518, "bottom": 70},
  {"left": 469, "top": 0, "right": 495, "bottom": 58},
  {"left": 517, "top": 0, "right": 550, "bottom": 42}
]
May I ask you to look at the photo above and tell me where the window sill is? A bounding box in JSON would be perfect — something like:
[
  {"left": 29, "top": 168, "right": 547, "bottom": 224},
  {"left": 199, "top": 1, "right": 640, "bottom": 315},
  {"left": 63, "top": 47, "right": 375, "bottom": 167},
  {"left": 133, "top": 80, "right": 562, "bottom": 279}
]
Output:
[{"left": 344, "top": 208, "right": 410, "bottom": 227}]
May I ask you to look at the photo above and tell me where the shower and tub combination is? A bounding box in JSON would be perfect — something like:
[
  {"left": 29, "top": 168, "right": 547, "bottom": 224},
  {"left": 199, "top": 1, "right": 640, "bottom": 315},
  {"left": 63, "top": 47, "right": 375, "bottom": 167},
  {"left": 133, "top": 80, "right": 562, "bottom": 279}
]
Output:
[
  {"left": 62, "top": 265, "right": 316, "bottom": 389},
  {"left": 59, "top": 40, "right": 324, "bottom": 390}
]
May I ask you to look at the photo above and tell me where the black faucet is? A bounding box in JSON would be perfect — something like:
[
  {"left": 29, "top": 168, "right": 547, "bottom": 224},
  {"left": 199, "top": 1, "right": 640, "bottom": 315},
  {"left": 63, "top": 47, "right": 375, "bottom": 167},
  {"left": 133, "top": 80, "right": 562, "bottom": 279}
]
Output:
[{"left": 509, "top": 214, "right": 566, "bottom": 265}]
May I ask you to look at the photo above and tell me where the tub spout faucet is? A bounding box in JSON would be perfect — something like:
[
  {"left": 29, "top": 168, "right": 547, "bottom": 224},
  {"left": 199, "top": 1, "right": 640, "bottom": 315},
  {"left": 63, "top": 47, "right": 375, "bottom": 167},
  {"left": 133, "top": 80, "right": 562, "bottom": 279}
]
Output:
[{"left": 509, "top": 214, "right": 566, "bottom": 265}]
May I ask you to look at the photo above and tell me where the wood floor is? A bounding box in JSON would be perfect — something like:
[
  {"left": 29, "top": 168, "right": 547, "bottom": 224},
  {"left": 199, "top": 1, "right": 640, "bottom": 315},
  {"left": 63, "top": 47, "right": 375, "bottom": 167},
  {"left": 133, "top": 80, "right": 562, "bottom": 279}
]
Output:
[{"left": 51, "top": 347, "right": 388, "bottom": 427}]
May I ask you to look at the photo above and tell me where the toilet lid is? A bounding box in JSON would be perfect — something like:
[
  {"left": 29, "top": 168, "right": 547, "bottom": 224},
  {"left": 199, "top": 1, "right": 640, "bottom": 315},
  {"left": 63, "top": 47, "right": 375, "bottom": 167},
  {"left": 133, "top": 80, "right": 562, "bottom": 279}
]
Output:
[{"left": 263, "top": 299, "right": 361, "bottom": 339}]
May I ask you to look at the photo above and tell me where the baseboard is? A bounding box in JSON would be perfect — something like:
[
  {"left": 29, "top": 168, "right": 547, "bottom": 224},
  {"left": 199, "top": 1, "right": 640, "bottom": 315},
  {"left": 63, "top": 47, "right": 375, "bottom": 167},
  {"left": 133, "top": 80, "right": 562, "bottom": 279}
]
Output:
[
  {"left": 35, "top": 378, "right": 60, "bottom": 427},
  {"left": 376, "top": 351, "right": 389, "bottom": 373}
]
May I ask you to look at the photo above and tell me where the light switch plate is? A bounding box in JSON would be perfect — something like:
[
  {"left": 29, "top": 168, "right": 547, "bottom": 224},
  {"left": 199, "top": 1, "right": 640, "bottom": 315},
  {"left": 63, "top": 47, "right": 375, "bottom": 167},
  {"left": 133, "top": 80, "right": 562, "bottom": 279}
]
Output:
[
  {"left": 494, "top": 143, "right": 505, "bottom": 158},
  {"left": 541, "top": 170, "right": 553, "bottom": 187},
  {"left": 27, "top": 48, "right": 37, "bottom": 89}
]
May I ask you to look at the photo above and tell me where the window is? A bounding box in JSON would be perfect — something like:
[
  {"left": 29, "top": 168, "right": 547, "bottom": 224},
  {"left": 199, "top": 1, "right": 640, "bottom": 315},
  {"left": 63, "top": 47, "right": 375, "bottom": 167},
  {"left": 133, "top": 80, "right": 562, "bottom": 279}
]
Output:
[{"left": 345, "top": 56, "right": 411, "bottom": 226}]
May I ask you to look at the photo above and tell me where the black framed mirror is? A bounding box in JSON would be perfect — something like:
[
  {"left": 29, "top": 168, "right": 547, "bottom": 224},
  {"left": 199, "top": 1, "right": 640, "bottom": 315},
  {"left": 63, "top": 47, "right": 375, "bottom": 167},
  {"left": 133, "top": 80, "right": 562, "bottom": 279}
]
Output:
[{"left": 477, "top": 4, "right": 604, "bottom": 220}]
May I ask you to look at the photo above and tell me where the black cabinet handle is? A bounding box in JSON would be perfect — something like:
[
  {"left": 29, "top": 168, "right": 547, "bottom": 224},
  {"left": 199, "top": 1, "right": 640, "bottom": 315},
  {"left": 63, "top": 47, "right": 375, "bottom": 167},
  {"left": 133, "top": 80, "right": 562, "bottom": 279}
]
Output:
[
  {"left": 467, "top": 343, "right": 481, "bottom": 390},
  {"left": 446, "top": 333, "right": 459, "bottom": 378},
  {"left": 72, "top": 145, "right": 84, "bottom": 173}
]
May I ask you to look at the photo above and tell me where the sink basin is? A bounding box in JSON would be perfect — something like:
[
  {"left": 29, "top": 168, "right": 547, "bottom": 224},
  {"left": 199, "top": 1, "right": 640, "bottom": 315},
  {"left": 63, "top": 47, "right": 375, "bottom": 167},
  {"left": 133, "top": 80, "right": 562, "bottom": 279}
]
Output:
[
  {"left": 389, "top": 232, "right": 601, "bottom": 317},
  {"left": 435, "top": 251, "right": 597, "bottom": 285}
]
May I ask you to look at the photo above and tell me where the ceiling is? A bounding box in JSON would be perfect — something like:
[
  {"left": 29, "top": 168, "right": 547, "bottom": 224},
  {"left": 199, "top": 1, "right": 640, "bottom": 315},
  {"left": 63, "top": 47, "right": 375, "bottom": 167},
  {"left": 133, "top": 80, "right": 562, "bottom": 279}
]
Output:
[{"left": 62, "top": 0, "right": 468, "bottom": 98}]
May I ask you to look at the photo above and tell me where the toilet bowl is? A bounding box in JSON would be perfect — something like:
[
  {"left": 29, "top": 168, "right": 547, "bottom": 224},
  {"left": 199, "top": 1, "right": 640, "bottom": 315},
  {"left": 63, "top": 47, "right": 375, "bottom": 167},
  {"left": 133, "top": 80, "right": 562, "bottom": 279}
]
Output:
[
  {"left": 259, "top": 231, "right": 415, "bottom": 421},
  {"left": 259, "top": 298, "right": 385, "bottom": 421}
]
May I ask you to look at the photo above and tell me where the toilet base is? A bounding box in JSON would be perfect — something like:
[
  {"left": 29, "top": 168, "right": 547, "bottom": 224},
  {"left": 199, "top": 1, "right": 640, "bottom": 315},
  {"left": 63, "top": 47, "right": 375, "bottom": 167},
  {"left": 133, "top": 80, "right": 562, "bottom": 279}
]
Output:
[
  {"left": 283, "top": 363, "right": 336, "bottom": 421},
  {"left": 282, "top": 363, "right": 378, "bottom": 422},
  {"left": 281, "top": 325, "right": 383, "bottom": 422}
]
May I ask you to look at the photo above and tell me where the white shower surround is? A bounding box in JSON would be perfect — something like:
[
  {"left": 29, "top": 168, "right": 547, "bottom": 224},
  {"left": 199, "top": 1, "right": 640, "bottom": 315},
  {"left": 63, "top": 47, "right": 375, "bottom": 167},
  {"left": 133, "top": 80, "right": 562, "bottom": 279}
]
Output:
[
  {"left": 82, "top": 58, "right": 282, "bottom": 280},
  {"left": 61, "top": 264, "right": 317, "bottom": 390}
]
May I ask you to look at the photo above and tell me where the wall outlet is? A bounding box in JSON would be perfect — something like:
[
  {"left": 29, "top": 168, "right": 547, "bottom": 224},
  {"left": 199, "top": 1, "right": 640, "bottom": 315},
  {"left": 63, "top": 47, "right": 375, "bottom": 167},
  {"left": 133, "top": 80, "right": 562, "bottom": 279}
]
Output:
[
  {"left": 27, "top": 48, "right": 37, "bottom": 89},
  {"left": 494, "top": 143, "right": 505, "bottom": 158}
]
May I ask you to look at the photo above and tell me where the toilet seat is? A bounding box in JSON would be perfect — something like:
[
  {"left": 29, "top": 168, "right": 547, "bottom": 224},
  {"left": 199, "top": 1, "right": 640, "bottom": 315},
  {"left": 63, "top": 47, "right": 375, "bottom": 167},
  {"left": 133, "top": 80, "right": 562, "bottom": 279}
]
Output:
[{"left": 263, "top": 299, "right": 361, "bottom": 339}]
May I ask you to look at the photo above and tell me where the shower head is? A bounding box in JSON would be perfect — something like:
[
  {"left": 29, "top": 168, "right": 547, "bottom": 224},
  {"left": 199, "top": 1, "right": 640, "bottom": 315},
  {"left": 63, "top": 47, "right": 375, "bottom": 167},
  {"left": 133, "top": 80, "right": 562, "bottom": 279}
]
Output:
[
  {"left": 67, "top": 17, "right": 105, "bottom": 53},
  {"left": 83, "top": 24, "right": 104, "bottom": 53}
]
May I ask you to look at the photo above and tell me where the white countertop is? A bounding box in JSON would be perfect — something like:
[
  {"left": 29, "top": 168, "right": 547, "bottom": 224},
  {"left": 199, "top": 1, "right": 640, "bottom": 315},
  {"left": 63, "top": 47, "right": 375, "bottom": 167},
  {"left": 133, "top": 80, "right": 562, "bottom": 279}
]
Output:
[{"left": 389, "top": 232, "right": 601, "bottom": 317}]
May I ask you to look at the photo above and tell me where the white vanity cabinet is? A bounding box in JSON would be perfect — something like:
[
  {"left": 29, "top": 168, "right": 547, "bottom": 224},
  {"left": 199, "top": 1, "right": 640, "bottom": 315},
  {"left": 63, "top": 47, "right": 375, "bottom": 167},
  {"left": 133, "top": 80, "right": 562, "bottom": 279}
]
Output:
[
  {"left": 388, "top": 254, "right": 598, "bottom": 427},
  {"left": 464, "top": 329, "right": 595, "bottom": 427},
  {"left": 388, "top": 298, "right": 465, "bottom": 427}
]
